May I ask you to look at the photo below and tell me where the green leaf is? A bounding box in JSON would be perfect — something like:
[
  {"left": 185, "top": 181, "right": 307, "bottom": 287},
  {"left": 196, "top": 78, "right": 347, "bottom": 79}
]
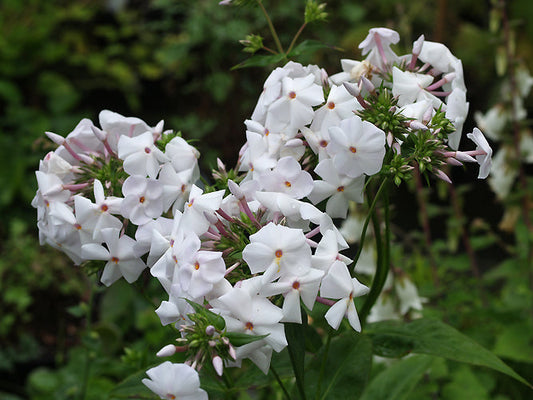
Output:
[
  {"left": 305, "top": 334, "right": 373, "bottom": 400},
  {"left": 225, "top": 332, "right": 269, "bottom": 347},
  {"left": 108, "top": 367, "right": 157, "bottom": 399},
  {"left": 366, "top": 318, "right": 532, "bottom": 387},
  {"left": 359, "top": 355, "right": 434, "bottom": 400},
  {"left": 231, "top": 53, "right": 287, "bottom": 70},
  {"left": 285, "top": 310, "right": 307, "bottom": 400}
]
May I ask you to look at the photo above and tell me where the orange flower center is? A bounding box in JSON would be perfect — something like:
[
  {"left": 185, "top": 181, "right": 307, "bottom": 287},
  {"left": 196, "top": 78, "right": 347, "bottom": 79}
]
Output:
[
  {"left": 100, "top": 204, "right": 109, "bottom": 212},
  {"left": 285, "top": 181, "right": 292, "bottom": 188},
  {"left": 139, "top": 196, "right": 145, "bottom": 203},
  {"left": 349, "top": 146, "right": 357, "bottom": 153},
  {"left": 327, "top": 101, "right": 335, "bottom": 109},
  {"left": 111, "top": 257, "right": 119, "bottom": 264},
  {"left": 288, "top": 91, "right": 296, "bottom": 99},
  {"left": 245, "top": 322, "right": 254, "bottom": 331},
  {"left": 275, "top": 249, "right": 283, "bottom": 258},
  {"left": 292, "top": 281, "right": 300, "bottom": 290},
  {"left": 337, "top": 186, "right": 345, "bottom": 192}
]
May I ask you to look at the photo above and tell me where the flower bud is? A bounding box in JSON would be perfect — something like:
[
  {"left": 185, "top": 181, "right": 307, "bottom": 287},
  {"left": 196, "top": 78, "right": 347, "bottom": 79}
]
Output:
[
  {"left": 205, "top": 325, "right": 216, "bottom": 336},
  {"left": 212, "top": 355, "right": 224, "bottom": 376},
  {"left": 156, "top": 344, "right": 177, "bottom": 357}
]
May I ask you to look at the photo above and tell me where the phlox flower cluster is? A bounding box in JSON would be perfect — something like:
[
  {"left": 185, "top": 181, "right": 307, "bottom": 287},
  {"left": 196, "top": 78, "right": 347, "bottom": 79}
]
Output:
[{"left": 33, "top": 27, "right": 494, "bottom": 400}]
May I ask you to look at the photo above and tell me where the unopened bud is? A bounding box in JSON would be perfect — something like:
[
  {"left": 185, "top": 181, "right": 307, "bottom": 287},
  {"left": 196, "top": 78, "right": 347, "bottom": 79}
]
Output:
[
  {"left": 285, "top": 138, "right": 303, "bottom": 148},
  {"left": 78, "top": 154, "right": 95, "bottom": 165},
  {"left": 205, "top": 325, "right": 216, "bottom": 336},
  {"left": 156, "top": 344, "right": 177, "bottom": 357},
  {"left": 409, "top": 120, "right": 428, "bottom": 131},
  {"left": 454, "top": 151, "right": 476, "bottom": 163},
  {"left": 360, "top": 76, "right": 375, "bottom": 93},
  {"left": 45, "top": 131, "right": 65, "bottom": 145},
  {"left": 443, "top": 72, "right": 456, "bottom": 83},
  {"left": 227, "top": 179, "right": 244, "bottom": 200},
  {"left": 91, "top": 126, "right": 106, "bottom": 141},
  {"left": 343, "top": 82, "right": 360, "bottom": 97},
  {"left": 228, "top": 344, "right": 237, "bottom": 360},
  {"left": 216, "top": 158, "right": 226, "bottom": 172},
  {"left": 212, "top": 356, "right": 224, "bottom": 376},
  {"left": 412, "top": 34, "right": 425, "bottom": 56},
  {"left": 154, "top": 120, "right": 165, "bottom": 134},
  {"left": 446, "top": 157, "right": 463, "bottom": 166},
  {"left": 435, "top": 169, "right": 452, "bottom": 184}
]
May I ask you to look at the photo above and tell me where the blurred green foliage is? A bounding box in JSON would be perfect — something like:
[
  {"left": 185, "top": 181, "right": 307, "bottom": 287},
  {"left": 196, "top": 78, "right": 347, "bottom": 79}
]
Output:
[{"left": 0, "top": 0, "right": 532, "bottom": 399}]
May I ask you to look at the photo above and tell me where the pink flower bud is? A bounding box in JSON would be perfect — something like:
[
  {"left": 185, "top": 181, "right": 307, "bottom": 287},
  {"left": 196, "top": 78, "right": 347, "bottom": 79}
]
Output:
[
  {"left": 227, "top": 179, "right": 244, "bottom": 200},
  {"left": 45, "top": 131, "right": 65, "bottom": 145},
  {"left": 212, "top": 356, "right": 224, "bottom": 376},
  {"left": 205, "top": 325, "right": 216, "bottom": 336}
]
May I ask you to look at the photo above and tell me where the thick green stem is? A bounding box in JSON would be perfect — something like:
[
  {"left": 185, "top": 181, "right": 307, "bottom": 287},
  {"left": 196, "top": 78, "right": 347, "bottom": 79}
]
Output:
[
  {"left": 257, "top": 0, "right": 284, "bottom": 54},
  {"left": 351, "top": 178, "right": 389, "bottom": 272},
  {"left": 359, "top": 182, "right": 390, "bottom": 327},
  {"left": 315, "top": 330, "right": 332, "bottom": 400}
]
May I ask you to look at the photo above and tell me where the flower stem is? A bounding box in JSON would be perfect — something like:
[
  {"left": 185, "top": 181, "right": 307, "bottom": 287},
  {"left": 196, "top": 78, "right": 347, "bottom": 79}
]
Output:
[
  {"left": 271, "top": 365, "right": 291, "bottom": 400},
  {"left": 257, "top": 0, "right": 284, "bottom": 54},
  {"left": 287, "top": 23, "right": 307, "bottom": 55},
  {"left": 359, "top": 182, "right": 390, "bottom": 327},
  {"left": 351, "top": 178, "right": 389, "bottom": 272}
]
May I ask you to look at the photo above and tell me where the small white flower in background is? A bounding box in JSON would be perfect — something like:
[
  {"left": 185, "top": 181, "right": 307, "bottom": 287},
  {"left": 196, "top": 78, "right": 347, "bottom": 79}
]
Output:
[
  {"left": 467, "top": 127, "right": 492, "bottom": 179},
  {"left": 358, "top": 27, "right": 400, "bottom": 71},
  {"left": 142, "top": 361, "right": 208, "bottom": 400}
]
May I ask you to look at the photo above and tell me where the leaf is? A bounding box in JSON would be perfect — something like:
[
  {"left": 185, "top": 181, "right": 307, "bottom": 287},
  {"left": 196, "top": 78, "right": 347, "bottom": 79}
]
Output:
[
  {"left": 107, "top": 367, "right": 157, "bottom": 399},
  {"left": 225, "top": 332, "right": 269, "bottom": 347},
  {"left": 285, "top": 310, "right": 307, "bottom": 400},
  {"left": 305, "top": 333, "right": 373, "bottom": 400},
  {"left": 366, "top": 318, "right": 532, "bottom": 387},
  {"left": 231, "top": 53, "right": 287, "bottom": 70},
  {"left": 359, "top": 355, "right": 434, "bottom": 400}
]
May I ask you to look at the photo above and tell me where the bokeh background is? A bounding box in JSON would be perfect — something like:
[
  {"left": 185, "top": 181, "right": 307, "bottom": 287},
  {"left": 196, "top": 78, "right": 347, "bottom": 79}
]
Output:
[{"left": 1, "top": 0, "right": 532, "bottom": 399}]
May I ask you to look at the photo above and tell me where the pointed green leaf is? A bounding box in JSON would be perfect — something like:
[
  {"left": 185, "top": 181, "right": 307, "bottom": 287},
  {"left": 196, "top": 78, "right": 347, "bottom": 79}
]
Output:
[
  {"left": 366, "top": 318, "right": 532, "bottom": 387},
  {"left": 225, "top": 332, "right": 269, "bottom": 347},
  {"left": 360, "top": 355, "right": 434, "bottom": 400},
  {"left": 305, "top": 334, "right": 373, "bottom": 400}
]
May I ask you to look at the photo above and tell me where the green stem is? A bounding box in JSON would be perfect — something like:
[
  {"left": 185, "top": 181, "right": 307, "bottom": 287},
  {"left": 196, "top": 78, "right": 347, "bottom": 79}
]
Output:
[
  {"left": 351, "top": 178, "right": 389, "bottom": 272},
  {"left": 257, "top": 0, "right": 284, "bottom": 54},
  {"left": 80, "top": 283, "right": 95, "bottom": 400},
  {"left": 315, "top": 330, "right": 332, "bottom": 400},
  {"left": 271, "top": 365, "right": 291, "bottom": 400},
  {"left": 287, "top": 23, "right": 307, "bottom": 55},
  {"left": 359, "top": 181, "right": 390, "bottom": 327}
]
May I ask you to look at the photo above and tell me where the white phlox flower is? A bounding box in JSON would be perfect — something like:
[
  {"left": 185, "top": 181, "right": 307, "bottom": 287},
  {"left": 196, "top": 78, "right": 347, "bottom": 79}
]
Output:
[
  {"left": 445, "top": 88, "right": 469, "bottom": 150},
  {"left": 165, "top": 135, "right": 200, "bottom": 175},
  {"left": 142, "top": 361, "right": 208, "bottom": 400},
  {"left": 466, "top": 127, "right": 492, "bottom": 179},
  {"left": 358, "top": 27, "right": 400, "bottom": 71},
  {"left": 121, "top": 176, "right": 164, "bottom": 225},
  {"left": 214, "top": 286, "right": 287, "bottom": 353},
  {"left": 327, "top": 115, "right": 386, "bottom": 178},
  {"left": 265, "top": 74, "right": 324, "bottom": 133},
  {"left": 308, "top": 158, "right": 365, "bottom": 219},
  {"left": 391, "top": 67, "right": 442, "bottom": 109},
  {"left": 81, "top": 228, "right": 146, "bottom": 286},
  {"left": 320, "top": 260, "right": 369, "bottom": 331},
  {"left": 118, "top": 131, "right": 168, "bottom": 179},
  {"left": 242, "top": 222, "right": 312, "bottom": 283},
  {"left": 180, "top": 185, "right": 225, "bottom": 236},
  {"left": 310, "top": 84, "right": 361, "bottom": 136},
  {"left": 259, "top": 156, "right": 314, "bottom": 199},
  {"left": 311, "top": 229, "right": 352, "bottom": 273},
  {"left": 99, "top": 110, "right": 154, "bottom": 152}
]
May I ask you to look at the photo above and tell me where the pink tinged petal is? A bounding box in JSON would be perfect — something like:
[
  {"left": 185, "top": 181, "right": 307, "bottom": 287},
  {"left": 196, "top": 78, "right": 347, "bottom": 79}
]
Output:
[{"left": 325, "top": 298, "right": 349, "bottom": 330}]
